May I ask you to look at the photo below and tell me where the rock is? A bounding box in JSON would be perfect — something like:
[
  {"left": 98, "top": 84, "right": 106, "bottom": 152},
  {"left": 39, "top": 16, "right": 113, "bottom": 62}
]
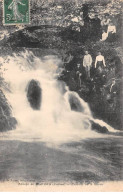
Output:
[
  {"left": 0, "top": 90, "right": 17, "bottom": 132},
  {"left": 91, "top": 120, "right": 109, "bottom": 134},
  {"left": 27, "top": 79, "right": 42, "bottom": 110},
  {"left": 68, "top": 93, "right": 84, "bottom": 112},
  {"left": 0, "top": 116, "right": 17, "bottom": 132},
  {"left": 8, "top": 117, "right": 17, "bottom": 130},
  {"left": 0, "top": 115, "right": 8, "bottom": 131}
]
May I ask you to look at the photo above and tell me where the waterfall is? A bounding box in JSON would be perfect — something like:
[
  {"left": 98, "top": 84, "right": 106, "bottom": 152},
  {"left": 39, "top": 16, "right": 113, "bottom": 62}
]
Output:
[{"left": 0, "top": 50, "right": 118, "bottom": 145}]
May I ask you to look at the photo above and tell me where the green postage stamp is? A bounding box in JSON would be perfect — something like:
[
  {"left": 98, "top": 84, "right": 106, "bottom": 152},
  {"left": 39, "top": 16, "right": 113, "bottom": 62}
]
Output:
[{"left": 3, "top": 0, "right": 30, "bottom": 25}]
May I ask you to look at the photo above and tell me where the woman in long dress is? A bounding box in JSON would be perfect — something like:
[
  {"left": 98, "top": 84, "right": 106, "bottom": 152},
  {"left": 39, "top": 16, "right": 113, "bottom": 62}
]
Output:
[
  {"left": 95, "top": 52, "right": 106, "bottom": 74},
  {"left": 8, "top": 0, "right": 26, "bottom": 22}
]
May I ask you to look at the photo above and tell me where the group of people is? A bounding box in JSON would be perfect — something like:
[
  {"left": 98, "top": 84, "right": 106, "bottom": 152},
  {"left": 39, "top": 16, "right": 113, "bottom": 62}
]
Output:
[
  {"left": 61, "top": 50, "right": 108, "bottom": 95},
  {"left": 63, "top": 50, "right": 107, "bottom": 86},
  {"left": 101, "top": 15, "right": 116, "bottom": 42},
  {"left": 82, "top": 50, "right": 106, "bottom": 79},
  {"left": 73, "top": 50, "right": 119, "bottom": 109}
]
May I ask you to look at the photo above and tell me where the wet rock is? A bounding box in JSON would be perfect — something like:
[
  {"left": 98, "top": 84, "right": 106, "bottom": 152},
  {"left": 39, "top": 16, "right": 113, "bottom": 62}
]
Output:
[
  {"left": 8, "top": 117, "right": 17, "bottom": 130},
  {"left": 0, "top": 115, "right": 17, "bottom": 132},
  {"left": 68, "top": 94, "right": 84, "bottom": 112},
  {"left": 27, "top": 79, "right": 42, "bottom": 110},
  {"left": 0, "top": 90, "right": 17, "bottom": 132},
  {"left": 91, "top": 121, "right": 109, "bottom": 134}
]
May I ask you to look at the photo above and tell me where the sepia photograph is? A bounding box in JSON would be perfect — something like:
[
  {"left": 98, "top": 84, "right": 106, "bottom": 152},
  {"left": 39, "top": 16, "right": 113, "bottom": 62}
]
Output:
[{"left": 0, "top": 0, "right": 123, "bottom": 192}]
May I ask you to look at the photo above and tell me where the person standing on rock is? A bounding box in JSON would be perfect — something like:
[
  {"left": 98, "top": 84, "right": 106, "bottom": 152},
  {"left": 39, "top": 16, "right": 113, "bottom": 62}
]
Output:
[
  {"left": 95, "top": 52, "right": 106, "bottom": 74},
  {"left": 83, "top": 51, "right": 92, "bottom": 79}
]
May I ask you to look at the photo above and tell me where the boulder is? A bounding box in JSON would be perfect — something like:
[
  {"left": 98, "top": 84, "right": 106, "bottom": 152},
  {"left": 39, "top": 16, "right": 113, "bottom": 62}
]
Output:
[
  {"left": 27, "top": 79, "right": 42, "bottom": 110},
  {"left": 91, "top": 120, "right": 109, "bottom": 134},
  {"left": 0, "top": 90, "right": 17, "bottom": 132}
]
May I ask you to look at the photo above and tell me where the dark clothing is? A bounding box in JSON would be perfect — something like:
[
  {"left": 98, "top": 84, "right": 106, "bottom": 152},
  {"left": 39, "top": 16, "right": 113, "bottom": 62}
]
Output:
[
  {"left": 96, "top": 61, "right": 104, "bottom": 74},
  {"left": 104, "top": 83, "right": 118, "bottom": 104},
  {"left": 107, "top": 32, "right": 116, "bottom": 42},
  {"left": 65, "top": 57, "right": 78, "bottom": 71},
  {"left": 68, "top": 66, "right": 82, "bottom": 91},
  {"left": 96, "top": 61, "right": 104, "bottom": 68},
  {"left": 92, "top": 18, "right": 101, "bottom": 39}
]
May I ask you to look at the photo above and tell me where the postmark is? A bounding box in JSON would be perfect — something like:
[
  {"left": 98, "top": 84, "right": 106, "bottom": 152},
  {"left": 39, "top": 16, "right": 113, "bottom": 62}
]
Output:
[{"left": 3, "top": 0, "right": 30, "bottom": 25}]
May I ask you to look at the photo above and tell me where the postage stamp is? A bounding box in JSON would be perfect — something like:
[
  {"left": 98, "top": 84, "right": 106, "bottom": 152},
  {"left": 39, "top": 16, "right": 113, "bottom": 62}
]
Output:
[{"left": 3, "top": 0, "right": 30, "bottom": 25}]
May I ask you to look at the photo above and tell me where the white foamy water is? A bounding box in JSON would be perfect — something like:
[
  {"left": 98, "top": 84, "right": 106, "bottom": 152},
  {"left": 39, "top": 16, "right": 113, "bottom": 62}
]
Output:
[{"left": 0, "top": 50, "right": 118, "bottom": 145}]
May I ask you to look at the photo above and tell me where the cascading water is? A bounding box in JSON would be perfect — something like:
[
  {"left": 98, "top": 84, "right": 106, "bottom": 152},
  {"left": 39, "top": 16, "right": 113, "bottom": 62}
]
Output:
[{"left": 0, "top": 50, "right": 118, "bottom": 145}]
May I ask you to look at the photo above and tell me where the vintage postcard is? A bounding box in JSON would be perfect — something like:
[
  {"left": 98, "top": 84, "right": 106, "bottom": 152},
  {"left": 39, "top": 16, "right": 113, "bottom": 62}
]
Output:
[{"left": 0, "top": 0, "right": 123, "bottom": 192}]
